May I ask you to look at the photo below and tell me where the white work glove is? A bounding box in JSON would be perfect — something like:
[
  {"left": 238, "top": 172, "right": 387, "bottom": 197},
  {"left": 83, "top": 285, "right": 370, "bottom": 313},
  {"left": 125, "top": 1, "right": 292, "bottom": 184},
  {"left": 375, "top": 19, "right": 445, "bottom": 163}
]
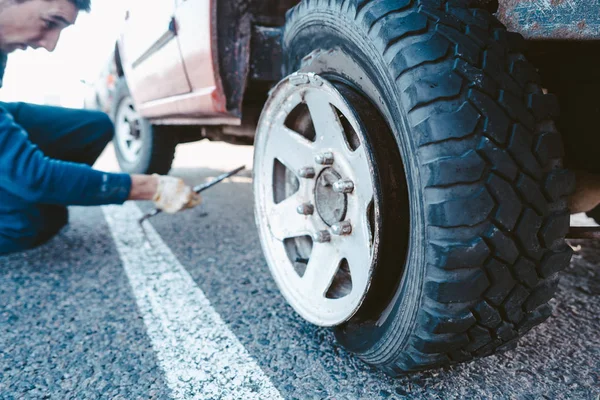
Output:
[{"left": 152, "top": 174, "right": 203, "bottom": 214}]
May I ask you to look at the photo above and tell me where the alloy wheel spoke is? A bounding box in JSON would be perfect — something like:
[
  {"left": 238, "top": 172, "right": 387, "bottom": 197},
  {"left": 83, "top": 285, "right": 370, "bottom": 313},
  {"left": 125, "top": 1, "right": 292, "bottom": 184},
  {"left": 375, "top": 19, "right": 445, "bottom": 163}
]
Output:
[
  {"left": 124, "top": 105, "right": 138, "bottom": 124},
  {"left": 118, "top": 123, "right": 131, "bottom": 140},
  {"left": 338, "top": 231, "right": 372, "bottom": 293},
  {"left": 304, "top": 90, "right": 346, "bottom": 148},
  {"left": 302, "top": 242, "right": 343, "bottom": 298},
  {"left": 129, "top": 138, "right": 143, "bottom": 156},
  {"left": 267, "top": 196, "right": 314, "bottom": 241},
  {"left": 348, "top": 150, "right": 375, "bottom": 207},
  {"left": 265, "top": 125, "right": 316, "bottom": 173}
]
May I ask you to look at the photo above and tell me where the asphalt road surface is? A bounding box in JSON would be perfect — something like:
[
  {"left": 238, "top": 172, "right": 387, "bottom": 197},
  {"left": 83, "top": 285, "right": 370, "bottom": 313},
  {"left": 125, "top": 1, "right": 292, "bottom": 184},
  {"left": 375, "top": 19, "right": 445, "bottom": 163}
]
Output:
[{"left": 1, "top": 141, "right": 599, "bottom": 400}]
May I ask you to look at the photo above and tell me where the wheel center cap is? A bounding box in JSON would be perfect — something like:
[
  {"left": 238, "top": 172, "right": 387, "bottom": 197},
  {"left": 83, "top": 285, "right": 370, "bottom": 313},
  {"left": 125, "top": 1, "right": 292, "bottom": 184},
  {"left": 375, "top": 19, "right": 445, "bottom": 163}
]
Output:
[
  {"left": 128, "top": 119, "right": 141, "bottom": 139},
  {"left": 315, "top": 168, "right": 347, "bottom": 226}
]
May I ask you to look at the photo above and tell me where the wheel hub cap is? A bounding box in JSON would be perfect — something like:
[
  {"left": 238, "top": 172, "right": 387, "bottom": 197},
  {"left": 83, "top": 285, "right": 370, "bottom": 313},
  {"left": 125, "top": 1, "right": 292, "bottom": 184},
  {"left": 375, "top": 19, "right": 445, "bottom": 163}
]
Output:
[
  {"left": 128, "top": 119, "right": 141, "bottom": 139},
  {"left": 315, "top": 168, "right": 347, "bottom": 226}
]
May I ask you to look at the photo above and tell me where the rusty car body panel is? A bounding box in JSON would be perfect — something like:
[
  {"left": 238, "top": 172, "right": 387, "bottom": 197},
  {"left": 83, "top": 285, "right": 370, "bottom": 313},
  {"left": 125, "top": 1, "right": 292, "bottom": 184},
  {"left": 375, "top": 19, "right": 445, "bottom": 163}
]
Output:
[
  {"left": 115, "top": 0, "right": 600, "bottom": 130},
  {"left": 497, "top": 0, "right": 600, "bottom": 40}
]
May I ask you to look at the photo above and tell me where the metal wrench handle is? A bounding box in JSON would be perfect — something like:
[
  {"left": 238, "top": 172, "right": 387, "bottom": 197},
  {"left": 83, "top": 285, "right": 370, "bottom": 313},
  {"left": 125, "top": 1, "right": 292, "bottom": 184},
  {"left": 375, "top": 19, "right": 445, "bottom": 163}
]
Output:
[
  {"left": 139, "top": 165, "right": 246, "bottom": 224},
  {"left": 192, "top": 165, "right": 246, "bottom": 194}
]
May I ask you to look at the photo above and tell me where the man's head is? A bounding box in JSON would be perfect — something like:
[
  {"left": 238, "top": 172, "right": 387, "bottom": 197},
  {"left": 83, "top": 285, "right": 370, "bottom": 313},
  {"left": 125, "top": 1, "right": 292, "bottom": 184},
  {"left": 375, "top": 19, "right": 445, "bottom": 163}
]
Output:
[{"left": 0, "top": 0, "right": 89, "bottom": 53}]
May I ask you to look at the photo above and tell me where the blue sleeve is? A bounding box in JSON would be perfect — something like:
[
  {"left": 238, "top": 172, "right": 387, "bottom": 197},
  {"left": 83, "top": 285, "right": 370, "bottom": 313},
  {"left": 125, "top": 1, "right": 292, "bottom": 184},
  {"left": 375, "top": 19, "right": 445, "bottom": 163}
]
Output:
[{"left": 0, "top": 108, "right": 132, "bottom": 206}]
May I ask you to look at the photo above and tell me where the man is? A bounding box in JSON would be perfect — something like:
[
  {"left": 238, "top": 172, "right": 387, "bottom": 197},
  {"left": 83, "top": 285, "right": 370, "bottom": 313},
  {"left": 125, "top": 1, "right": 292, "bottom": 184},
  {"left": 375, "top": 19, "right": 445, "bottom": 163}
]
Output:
[{"left": 0, "top": 0, "right": 201, "bottom": 255}]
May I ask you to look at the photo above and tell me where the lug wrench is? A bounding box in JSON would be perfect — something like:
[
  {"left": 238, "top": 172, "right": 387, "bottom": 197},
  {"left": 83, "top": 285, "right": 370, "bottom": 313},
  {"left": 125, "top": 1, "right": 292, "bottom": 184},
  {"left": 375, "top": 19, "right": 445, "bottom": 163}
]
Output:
[{"left": 138, "top": 166, "right": 246, "bottom": 242}]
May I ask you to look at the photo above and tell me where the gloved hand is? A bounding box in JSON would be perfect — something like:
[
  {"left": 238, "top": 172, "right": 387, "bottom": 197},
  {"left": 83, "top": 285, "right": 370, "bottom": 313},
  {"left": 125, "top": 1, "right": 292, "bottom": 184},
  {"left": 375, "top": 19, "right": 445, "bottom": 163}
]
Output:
[{"left": 152, "top": 174, "right": 203, "bottom": 214}]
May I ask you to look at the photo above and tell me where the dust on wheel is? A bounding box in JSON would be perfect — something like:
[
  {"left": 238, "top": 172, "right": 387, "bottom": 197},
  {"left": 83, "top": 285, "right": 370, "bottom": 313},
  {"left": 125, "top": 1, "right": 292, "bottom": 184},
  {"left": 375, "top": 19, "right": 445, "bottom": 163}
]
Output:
[
  {"left": 253, "top": 0, "right": 574, "bottom": 374},
  {"left": 254, "top": 72, "right": 409, "bottom": 327}
]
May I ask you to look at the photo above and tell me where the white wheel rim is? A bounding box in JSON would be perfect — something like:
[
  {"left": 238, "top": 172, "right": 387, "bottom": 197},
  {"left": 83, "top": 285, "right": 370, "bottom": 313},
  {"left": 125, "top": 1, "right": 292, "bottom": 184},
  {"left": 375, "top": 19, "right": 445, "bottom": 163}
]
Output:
[
  {"left": 115, "top": 96, "right": 144, "bottom": 163},
  {"left": 254, "top": 73, "right": 377, "bottom": 327}
]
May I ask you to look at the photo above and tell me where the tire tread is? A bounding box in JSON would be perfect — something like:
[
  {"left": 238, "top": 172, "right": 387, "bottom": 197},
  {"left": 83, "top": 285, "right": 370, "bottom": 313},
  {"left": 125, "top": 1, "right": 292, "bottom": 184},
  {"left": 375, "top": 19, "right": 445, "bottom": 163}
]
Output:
[{"left": 283, "top": 0, "right": 572, "bottom": 374}]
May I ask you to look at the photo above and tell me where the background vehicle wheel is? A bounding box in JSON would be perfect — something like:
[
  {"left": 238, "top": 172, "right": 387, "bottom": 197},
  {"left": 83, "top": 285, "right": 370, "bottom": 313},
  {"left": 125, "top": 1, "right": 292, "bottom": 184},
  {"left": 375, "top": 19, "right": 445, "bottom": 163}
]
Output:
[
  {"left": 255, "top": 0, "right": 575, "bottom": 374},
  {"left": 111, "top": 79, "right": 176, "bottom": 175}
]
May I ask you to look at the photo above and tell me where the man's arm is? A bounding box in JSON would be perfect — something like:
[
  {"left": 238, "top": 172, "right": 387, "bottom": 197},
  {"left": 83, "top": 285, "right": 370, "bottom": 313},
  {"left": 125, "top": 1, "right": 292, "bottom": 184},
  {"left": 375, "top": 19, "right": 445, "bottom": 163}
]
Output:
[
  {"left": 129, "top": 175, "right": 158, "bottom": 200},
  {"left": 0, "top": 108, "right": 201, "bottom": 212},
  {"left": 0, "top": 108, "right": 131, "bottom": 206}
]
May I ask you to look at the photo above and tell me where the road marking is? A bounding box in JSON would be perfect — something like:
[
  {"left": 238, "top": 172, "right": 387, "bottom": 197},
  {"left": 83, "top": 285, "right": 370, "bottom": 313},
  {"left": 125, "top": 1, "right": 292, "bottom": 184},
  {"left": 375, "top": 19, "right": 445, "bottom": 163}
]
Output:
[{"left": 102, "top": 203, "right": 283, "bottom": 400}]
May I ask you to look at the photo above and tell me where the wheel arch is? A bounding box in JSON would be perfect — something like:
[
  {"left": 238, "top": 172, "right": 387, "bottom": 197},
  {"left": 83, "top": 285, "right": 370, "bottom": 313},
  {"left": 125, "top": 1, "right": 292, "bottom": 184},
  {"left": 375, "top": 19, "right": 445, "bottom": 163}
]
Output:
[{"left": 219, "top": 1, "right": 298, "bottom": 121}]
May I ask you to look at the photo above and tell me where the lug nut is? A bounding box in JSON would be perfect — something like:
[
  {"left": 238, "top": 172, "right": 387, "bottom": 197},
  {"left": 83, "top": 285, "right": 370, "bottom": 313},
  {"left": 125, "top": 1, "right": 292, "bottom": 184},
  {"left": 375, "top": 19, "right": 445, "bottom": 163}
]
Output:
[
  {"left": 312, "top": 230, "right": 331, "bottom": 243},
  {"left": 298, "top": 167, "right": 316, "bottom": 179},
  {"left": 333, "top": 179, "right": 355, "bottom": 194},
  {"left": 289, "top": 73, "right": 310, "bottom": 86},
  {"left": 315, "top": 152, "right": 334, "bottom": 165},
  {"left": 331, "top": 221, "right": 352, "bottom": 236},
  {"left": 297, "top": 203, "right": 315, "bottom": 215},
  {"left": 308, "top": 73, "right": 324, "bottom": 87}
]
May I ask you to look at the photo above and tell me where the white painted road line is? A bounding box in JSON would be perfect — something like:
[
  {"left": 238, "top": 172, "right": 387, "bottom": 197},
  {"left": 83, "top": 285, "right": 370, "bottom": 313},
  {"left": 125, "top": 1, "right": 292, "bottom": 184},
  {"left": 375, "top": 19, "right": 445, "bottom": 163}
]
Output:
[{"left": 102, "top": 203, "right": 283, "bottom": 400}]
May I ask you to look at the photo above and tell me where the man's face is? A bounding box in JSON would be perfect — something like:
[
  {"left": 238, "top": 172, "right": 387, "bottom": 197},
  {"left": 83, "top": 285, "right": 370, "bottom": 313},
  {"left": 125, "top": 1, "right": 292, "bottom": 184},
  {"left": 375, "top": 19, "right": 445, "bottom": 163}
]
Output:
[{"left": 0, "top": 0, "right": 78, "bottom": 53}]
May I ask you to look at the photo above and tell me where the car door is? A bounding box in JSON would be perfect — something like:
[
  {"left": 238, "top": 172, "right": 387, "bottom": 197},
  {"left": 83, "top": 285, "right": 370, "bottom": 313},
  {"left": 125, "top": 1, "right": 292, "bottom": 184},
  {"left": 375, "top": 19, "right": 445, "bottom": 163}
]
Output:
[
  {"left": 120, "top": 0, "right": 191, "bottom": 104},
  {"left": 172, "top": 0, "right": 228, "bottom": 116}
]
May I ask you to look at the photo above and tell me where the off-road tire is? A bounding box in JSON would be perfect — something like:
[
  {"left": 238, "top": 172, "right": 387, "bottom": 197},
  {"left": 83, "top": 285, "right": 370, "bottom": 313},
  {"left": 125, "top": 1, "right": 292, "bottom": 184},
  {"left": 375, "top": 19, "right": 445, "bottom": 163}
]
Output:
[
  {"left": 111, "top": 79, "right": 176, "bottom": 175},
  {"left": 283, "top": 0, "right": 574, "bottom": 374}
]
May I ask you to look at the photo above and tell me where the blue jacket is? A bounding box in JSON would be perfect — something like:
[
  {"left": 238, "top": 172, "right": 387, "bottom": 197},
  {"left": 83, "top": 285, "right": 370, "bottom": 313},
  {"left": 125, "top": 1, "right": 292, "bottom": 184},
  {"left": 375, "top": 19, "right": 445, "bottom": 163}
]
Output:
[
  {"left": 0, "top": 107, "right": 131, "bottom": 206},
  {"left": 0, "top": 52, "right": 131, "bottom": 235}
]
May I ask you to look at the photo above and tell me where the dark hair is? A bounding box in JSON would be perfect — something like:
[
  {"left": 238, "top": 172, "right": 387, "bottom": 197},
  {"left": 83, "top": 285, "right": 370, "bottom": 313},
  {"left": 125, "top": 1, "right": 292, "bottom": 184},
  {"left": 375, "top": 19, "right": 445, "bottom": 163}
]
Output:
[
  {"left": 68, "top": 0, "right": 91, "bottom": 12},
  {"left": 16, "top": 0, "right": 91, "bottom": 12}
]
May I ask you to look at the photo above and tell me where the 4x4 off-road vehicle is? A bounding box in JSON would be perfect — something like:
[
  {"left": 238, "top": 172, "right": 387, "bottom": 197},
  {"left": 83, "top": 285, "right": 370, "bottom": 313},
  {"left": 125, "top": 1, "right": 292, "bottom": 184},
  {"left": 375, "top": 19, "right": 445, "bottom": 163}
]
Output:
[{"left": 113, "top": 0, "right": 595, "bottom": 374}]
